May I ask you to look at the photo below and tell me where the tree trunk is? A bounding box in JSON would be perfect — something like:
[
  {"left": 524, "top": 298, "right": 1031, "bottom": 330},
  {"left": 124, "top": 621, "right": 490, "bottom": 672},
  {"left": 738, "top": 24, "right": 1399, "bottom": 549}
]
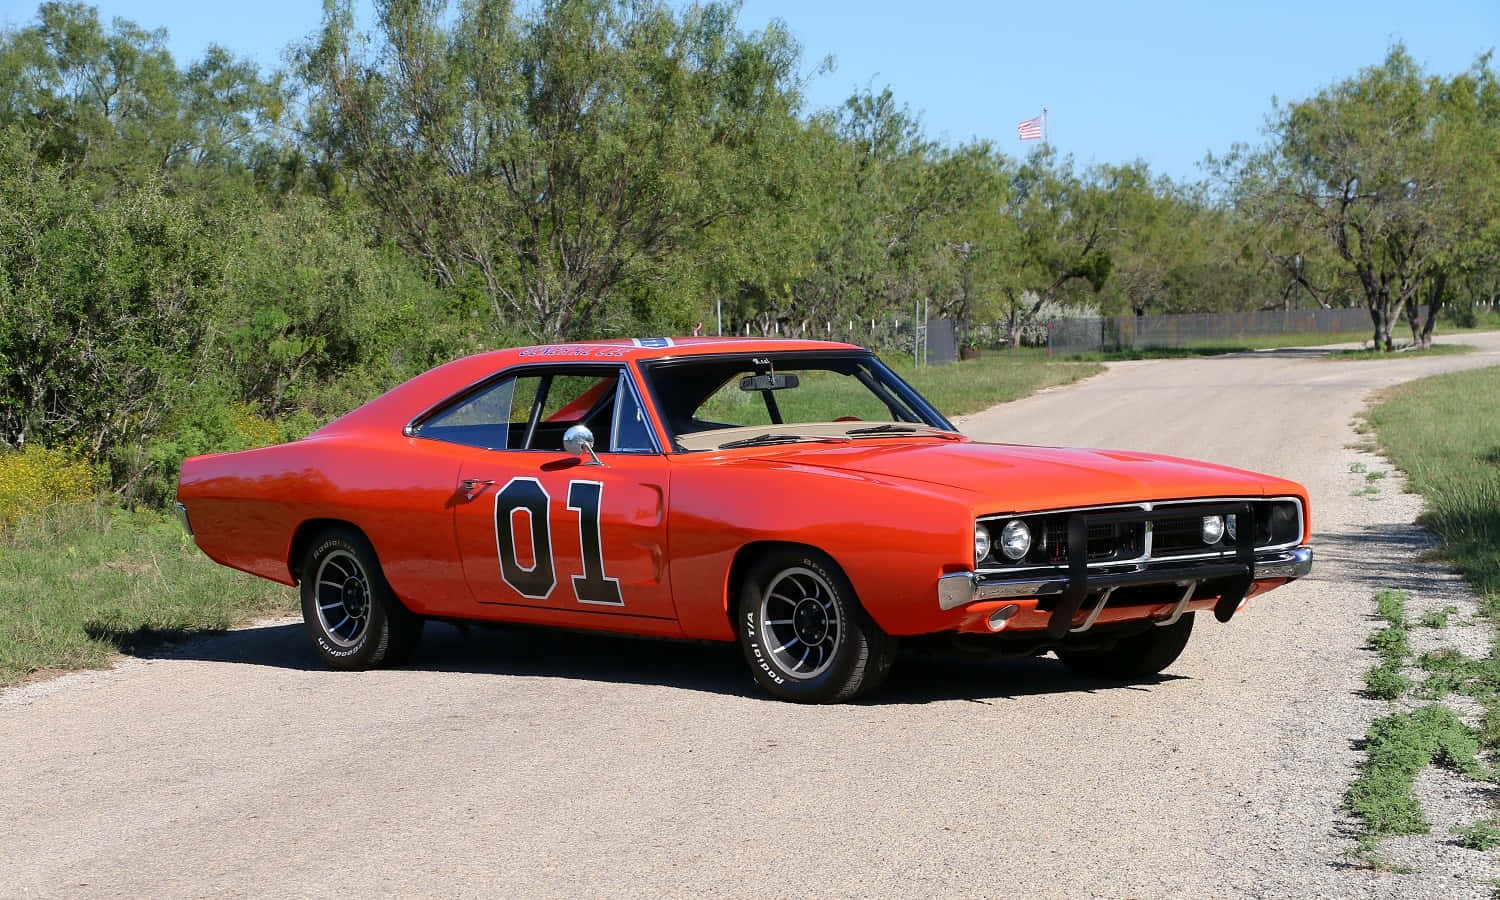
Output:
[
  {"left": 1417, "top": 271, "right": 1447, "bottom": 349},
  {"left": 1370, "top": 302, "right": 1394, "bottom": 352}
]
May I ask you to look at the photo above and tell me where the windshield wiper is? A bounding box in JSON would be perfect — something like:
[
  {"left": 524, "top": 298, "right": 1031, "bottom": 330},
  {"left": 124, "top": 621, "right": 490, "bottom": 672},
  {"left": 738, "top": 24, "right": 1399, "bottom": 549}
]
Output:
[
  {"left": 845, "top": 424, "right": 919, "bottom": 434},
  {"left": 717, "top": 433, "right": 849, "bottom": 450},
  {"left": 846, "top": 424, "right": 962, "bottom": 440}
]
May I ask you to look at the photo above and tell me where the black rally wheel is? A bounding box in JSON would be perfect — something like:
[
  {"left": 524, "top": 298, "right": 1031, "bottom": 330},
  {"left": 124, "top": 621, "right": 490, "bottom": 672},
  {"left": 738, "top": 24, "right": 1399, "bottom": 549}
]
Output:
[
  {"left": 1056, "top": 612, "right": 1195, "bottom": 679},
  {"left": 737, "top": 547, "right": 895, "bottom": 703},
  {"left": 300, "top": 527, "right": 423, "bottom": 670}
]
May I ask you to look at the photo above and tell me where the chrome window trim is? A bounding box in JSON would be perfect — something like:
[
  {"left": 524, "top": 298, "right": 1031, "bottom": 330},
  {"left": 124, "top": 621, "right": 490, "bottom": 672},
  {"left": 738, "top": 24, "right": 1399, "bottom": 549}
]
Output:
[
  {"left": 608, "top": 370, "right": 663, "bottom": 455},
  {"left": 404, "top": 363, "right": 664, "bottom": 456},
  {"left": 636, "top": 348, "right": 957, "bottom": 449},
  {"left": 974, "top": 496, "right": 1305, "bottom": 576}
]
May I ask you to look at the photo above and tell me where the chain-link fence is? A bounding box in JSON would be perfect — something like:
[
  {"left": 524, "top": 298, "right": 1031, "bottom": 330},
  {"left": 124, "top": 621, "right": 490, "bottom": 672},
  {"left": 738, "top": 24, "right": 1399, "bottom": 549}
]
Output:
[
  {"left": 728, "top": 307, "right": 1376, "bottom": 363},
  {"left": 1043, "top": 308, "right": 1371, "bottom": 354}
]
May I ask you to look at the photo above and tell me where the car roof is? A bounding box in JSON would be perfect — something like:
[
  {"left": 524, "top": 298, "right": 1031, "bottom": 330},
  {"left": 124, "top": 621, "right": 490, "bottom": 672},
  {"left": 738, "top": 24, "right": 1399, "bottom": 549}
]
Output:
[{"left": 317, "top": 337, "right": 866, "bottom": 436}]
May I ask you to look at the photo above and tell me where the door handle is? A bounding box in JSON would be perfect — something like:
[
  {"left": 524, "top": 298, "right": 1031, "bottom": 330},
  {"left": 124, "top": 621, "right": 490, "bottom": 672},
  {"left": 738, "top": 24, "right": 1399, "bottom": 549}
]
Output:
[{"left": 461, "top": 478, "right": 495, "bottom": 500}]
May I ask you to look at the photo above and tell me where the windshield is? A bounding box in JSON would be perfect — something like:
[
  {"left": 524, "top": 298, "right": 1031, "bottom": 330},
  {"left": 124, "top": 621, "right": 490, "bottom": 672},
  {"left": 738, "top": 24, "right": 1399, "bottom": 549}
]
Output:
[{"left": 639, "top": 351, "right": 954, "bottom": 452}]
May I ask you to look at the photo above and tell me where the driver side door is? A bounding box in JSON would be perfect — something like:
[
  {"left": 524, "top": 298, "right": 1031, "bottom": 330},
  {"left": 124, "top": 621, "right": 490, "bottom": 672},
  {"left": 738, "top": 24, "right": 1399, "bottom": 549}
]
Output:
[{"left": 426, "top": 365, "right": 676, "bottom": 623}]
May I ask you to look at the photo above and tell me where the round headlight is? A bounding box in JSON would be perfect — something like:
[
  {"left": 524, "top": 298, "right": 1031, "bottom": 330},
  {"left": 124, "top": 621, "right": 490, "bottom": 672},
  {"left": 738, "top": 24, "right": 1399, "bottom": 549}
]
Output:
[
  {"left": 974, "top": 523, "right": 991, "bottom": 563},
  {"left": 1225, "top": 513, "right": 1238, "bottom": 541},
  {"left": 1000, "top": 519, "right": 1031, "bottom": 561},
  {"left": 1201, "top": 515, "right": 1225, "bottom": 544}
]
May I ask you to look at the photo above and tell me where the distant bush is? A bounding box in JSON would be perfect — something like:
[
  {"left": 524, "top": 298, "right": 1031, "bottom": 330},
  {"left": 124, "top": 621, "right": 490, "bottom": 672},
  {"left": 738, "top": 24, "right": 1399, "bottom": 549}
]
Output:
[{"left": 0, "top": 446, "right": 102, "bottom": 528}]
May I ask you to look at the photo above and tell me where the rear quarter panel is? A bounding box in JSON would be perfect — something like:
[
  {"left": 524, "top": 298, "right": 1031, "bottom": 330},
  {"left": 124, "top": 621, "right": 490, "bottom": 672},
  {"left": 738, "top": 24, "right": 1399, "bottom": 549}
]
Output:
[{"left": 177, "top": 434, "right": 476, "bottom": 613}]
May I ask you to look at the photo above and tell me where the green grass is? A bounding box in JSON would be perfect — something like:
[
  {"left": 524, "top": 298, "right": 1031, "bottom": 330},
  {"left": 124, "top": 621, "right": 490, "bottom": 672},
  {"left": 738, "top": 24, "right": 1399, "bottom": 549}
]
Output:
[
  {"left": 1445, "top": 308, "right": 1500, "bottom": 334},
  {"left": 894, "top": 354, "right": 1103, "bottom": 417},
  {"left": 1347, "top": 363, "right": 1500, "bottom": 855},
  {"left": 1345, "top": 705, "right": 1489, "bottom": 850},
  {"left": 0, "top": 503, "right": 295, "bottom": 687},
  {"left": 1365, "top": 366, "right": 1500, "bottom": 613},
  {"left": 1365, "top": 590, "right": 1413, "bottom": 701},
  {"left": 1418, "top": 605, "right": 1461, "bottom": 629},
  {"left": 1325, "top": 344, "right": 1476, "bottom": 361},
  {"left": 1453, "top": 821, "right": 1500, "bottom": 851},
  {"left": 1054, "top": 345, "right": 1262, "bottom": 361}
]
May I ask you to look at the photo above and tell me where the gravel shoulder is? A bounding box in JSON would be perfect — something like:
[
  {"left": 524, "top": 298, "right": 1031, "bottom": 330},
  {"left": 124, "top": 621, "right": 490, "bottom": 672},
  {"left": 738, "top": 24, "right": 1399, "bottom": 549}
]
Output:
[{"left": 4, "top": 333, "right": 1500, "bottom": 898}]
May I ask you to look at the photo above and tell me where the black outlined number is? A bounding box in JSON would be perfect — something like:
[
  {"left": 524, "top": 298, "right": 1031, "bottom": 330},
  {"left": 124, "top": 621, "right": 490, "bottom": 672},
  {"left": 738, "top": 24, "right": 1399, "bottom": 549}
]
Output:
[
  {"left": 493, "top": 477, "right": 623, "bottom": 607},
  {"left": 568, "top": 481, "right": 623, "bottom": 606},
  {"left": 495, "top": 478, "right": 555, "bottom": 599}
]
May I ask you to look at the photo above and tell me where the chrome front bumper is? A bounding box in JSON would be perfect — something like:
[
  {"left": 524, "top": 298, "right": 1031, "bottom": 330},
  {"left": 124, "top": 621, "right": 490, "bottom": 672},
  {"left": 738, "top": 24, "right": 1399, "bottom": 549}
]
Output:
[
  {"left": 939, "top": 546, "right": 1314, "bottom": 610},
  {"left": 173, "top": 502, "right": 193, "bottom": 536},
  {"left": 938, "top": 545, "right": 1313, "bottom": 636}
]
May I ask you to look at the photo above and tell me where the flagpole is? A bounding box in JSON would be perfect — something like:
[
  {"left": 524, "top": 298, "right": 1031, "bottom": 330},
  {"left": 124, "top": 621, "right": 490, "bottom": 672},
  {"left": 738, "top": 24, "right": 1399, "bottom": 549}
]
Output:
[{"left": 1042, "top": 107, "right": 1048, "bottom": 149}]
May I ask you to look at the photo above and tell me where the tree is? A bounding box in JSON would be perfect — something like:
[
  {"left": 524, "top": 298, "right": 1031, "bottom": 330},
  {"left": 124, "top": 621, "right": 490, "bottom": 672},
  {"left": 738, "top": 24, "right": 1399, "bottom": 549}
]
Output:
[
  {"left": 998, "top": 149, "right": 1116, "bottom": 346},
  {"left": 1233, "top": 47, "right": 1498, "bottom": 350},
  {"left": 301, "top": 0, "right": 804, "bottom": 341},
  {"left": 0, "top": 132, "right": 220, "bottom": 496},
  {"left": 0, "top": 2, "right": 281, "bottom": 195}
]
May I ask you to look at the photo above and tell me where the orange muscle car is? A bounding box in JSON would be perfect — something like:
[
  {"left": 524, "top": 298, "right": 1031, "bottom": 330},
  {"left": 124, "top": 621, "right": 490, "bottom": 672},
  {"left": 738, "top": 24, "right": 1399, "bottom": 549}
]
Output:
[{"left": 177, "top": 338, "right": 1313, "bottom": 702}]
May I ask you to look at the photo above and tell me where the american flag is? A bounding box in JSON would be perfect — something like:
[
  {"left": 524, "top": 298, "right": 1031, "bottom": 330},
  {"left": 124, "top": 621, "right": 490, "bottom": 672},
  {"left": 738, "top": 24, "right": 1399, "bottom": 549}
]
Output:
[{"left": 1017, "top": 115, "right": 1043, "bottom": 141}]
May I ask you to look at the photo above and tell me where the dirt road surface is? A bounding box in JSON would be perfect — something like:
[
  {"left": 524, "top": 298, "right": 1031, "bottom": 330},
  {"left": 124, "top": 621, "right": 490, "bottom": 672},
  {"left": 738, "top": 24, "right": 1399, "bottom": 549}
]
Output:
[{"left": 6, "top": 333, "right": 1500, "bottom": 898}]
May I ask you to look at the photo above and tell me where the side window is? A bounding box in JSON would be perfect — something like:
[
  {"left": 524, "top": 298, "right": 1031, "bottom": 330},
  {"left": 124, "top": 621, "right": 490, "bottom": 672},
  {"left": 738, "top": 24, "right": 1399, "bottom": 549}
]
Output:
[
  {"left": 541, "top": 375, "right": 616, "bottom": 424},
  {"left": 417, "top": 369, "right": 628, "bottom": 451},
  {"left": 419, "top": 378, "right": 520, "bottom": 449},
  {"left": 611, "top": 381, "right": 657, "bottom": 453}
]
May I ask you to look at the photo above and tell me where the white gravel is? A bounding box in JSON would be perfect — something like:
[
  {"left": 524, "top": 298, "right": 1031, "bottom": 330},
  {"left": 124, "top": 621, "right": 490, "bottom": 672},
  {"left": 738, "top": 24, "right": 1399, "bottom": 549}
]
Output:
[{"left": 3, "top": 333, "right": 1499, "bottom": 899}]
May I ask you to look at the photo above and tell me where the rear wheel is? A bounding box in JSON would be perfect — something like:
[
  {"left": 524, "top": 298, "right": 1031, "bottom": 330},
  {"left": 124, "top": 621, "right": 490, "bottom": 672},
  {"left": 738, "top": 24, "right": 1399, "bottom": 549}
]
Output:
[
  {"left": 736, "top": 548, "right": 895, "bottom": 703},
  {"left": 1055, "top": 613, "right": 1194, "bottom": 679},
  {"left": 300, "top": 527, "right": 423, "bottom": 670}
]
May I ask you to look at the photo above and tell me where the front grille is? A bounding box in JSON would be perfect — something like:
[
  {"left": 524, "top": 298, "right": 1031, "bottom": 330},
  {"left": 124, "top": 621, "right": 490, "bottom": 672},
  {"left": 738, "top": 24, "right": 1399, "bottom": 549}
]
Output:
[
  {"left": 978, "top": 498, "right": 1303, "bottom": 572},
  {"left": 1150, "top": 514, "right": 1208, "bottom": 555},
  {"left": 1038, "top": 520, "right": 1145, "bottom": 563}
]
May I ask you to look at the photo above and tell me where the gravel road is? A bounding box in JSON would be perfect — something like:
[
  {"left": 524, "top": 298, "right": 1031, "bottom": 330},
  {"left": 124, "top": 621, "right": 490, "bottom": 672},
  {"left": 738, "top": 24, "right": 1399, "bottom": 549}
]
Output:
[{"left": 5, "top": 333, "right": 1500, "bottom": 899}]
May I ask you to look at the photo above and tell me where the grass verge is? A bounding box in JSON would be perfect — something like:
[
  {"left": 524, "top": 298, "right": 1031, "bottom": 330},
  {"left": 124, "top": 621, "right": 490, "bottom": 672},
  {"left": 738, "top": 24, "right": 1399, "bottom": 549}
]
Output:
[
  {"left": 1364, "top": 366, "right": 1500, "bottom": 611},
  {"left": 1325, "top": 344, "right": 1476, "bottom": 361},
  {"left": 1345, "top": 363, "right": 1500, "bottom": 855},
  {"left": 0, "top": 503, "right": 295, "bottom": 688},
  {"left": 885, "top": 354, "right": 1104, "bottom": 417}
]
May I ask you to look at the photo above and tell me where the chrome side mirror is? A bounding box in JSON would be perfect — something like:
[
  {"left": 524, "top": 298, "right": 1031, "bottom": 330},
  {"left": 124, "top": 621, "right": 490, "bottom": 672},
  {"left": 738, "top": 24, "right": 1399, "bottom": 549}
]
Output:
[{"left": 563, "top": 424, "right": 603, "bottom": 466}]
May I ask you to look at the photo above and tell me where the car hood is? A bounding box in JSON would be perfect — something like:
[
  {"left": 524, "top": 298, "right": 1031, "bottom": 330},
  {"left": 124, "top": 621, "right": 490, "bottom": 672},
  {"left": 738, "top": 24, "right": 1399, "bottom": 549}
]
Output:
[{"left": 738, "top": 437, "right": 1302, "bottom": 512}]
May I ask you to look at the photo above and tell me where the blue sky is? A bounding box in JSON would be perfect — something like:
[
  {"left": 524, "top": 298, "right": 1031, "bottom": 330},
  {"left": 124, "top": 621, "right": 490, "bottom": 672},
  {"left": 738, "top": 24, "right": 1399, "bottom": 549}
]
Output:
[{"left": 4, "top": 0, "right": 1495, "bottom": 182}]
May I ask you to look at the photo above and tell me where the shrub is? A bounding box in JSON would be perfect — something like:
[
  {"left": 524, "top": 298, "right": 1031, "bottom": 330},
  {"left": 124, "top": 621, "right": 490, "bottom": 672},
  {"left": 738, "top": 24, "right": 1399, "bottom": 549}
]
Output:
[{"left": 0, "top": 446, "right": 102, "bottom": 528}]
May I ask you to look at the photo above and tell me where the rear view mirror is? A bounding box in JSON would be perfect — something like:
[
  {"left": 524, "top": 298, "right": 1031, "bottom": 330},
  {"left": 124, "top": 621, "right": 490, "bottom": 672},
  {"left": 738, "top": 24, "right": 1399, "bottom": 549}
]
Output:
[{"left": 740, "top": 373, "right": 800, "bottom": 392}]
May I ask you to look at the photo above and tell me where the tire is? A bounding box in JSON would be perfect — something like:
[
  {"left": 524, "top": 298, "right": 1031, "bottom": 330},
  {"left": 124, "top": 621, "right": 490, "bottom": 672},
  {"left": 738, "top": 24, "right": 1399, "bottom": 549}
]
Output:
[
  {"left": 299, "top": 527, "right": 424, "bottom": 671},
  {"left": 1056, "top": 612, "right": 1195, "bottom": 679},
  {"left": 736, "top": 548, "right": 896, "bottom": 703}
]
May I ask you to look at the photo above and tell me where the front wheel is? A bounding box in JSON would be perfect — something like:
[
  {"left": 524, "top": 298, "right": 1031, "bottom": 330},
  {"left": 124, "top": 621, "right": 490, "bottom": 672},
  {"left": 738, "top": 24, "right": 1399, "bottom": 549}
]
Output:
[
  {"left": 1055, "top": 612, "right": 1194, "bottom": 679},
  {"left": 300, "top": 527, "right": 423, "bottom": 670},
  {"left": 736, "top": 548, "right": 896, "bottom": 703}
]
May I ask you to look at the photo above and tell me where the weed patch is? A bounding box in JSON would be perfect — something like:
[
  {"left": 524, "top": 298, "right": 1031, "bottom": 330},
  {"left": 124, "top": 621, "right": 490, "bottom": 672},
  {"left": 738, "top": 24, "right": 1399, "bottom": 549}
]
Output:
[
  {"left": 1452, "top": 821, "right": 1500, "bottom": 851},
  {"left": 1417, "top": 605, "right": 1460, "bottom": 629},
  {"left": 1345, "top": 705, "right": 1488, "bottom": 848}
]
